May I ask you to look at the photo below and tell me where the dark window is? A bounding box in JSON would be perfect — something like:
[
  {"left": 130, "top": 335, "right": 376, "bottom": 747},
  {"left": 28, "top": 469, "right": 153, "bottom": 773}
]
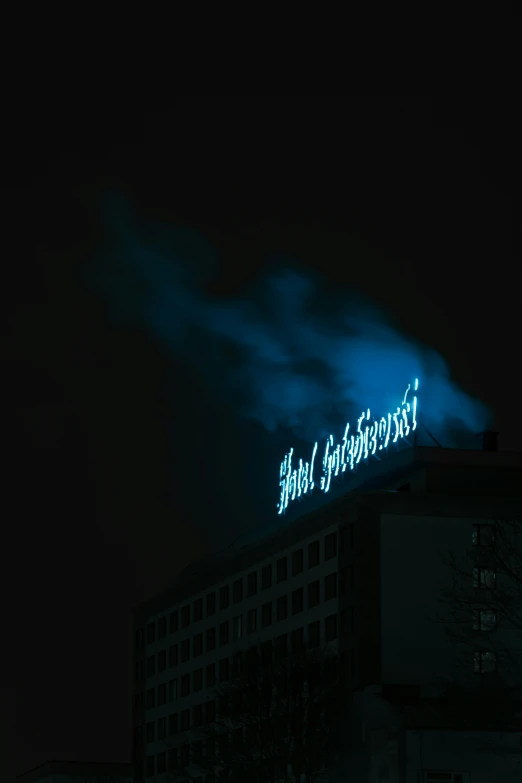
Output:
[
  {"left": 194, "top": 597, "right": 203, "bottom": 622},
  {"left": 206, "top": 662, "right": 216, "bottom": 687},
  {"left": 181, "top": 639, "right": 190, "bottom": 662},
  {"left": 291, "top": 627, "right": 304, "bottom": 650},
  {"left": 146, "top": 655, "right": 155, "bottom": 677},
  {"left": 181, "top": 604, "right": 190, "bottom": 628},
  {"left": 340, "top": 607, "right": 354, "bottom": 637},
  {"left": 324, "top": 573, "right": 337, "bottom": 600},
  {"left": 157, "top": 649, "right": 166, "bottom": 672},
  {"left": 158, "top": 617, "right": 167, "bottom": 639},
  {"left": 233, "top": 615, "right": 242, "bottom": 639},
  {"left": 276, "top": 595, "right": 287, "bottom": 621},
  {"left": 181, "top": 673, "right": 190, "bottom": 697},
  {"left": 220, "top": 584, "right": 229, "bottom": 610},
  {"left": 325, "top": 532, "right": 337, "bottom": 560},
  {"left": 206, "top": 627, "right": 216, "bottom": 651},
  {"left": 146, "top": 688, "right": 155, "bottom": 709},
  {"left": 247, "top": 608, "right": 257, "bottom": 633},
  {"left": 474, "top": 650, "right": 497, "bottom": 673},
  {"left": 146, "top": 720, "right": 155, "bottom": 742},
  {"left": 169, "top": 644, "right": 178, "bottom": 667},
  {"left": 472, "top": 524, "right": 496, "bottom": 546},
  {"left": 325, "top": 613, "right": 338, "bottom": 642},
  {"left": 193, "top": 740, "right": 203, "bottom": 762},
  {"left": 340, "top": 525, "right": 354, "bottom": 552},
  {"left": 147, "top": 622, "right": 155, "bottom": 644},
  {"left": 261, "top": 602, "right": 272, "bottom": 628},
  {"left": 219, "top": 621, "right": 229, "bottom": 646},
  {"left": 473, "top": 609, "right": 497, "bottom": 631},
  {"left": 181, "top": 744, "right": 190, "bottom": 766},
  {"left": 247, "top": 571, "right": 257, "bottom": 597},
  {"left": 193, "top": 633, "right": 203, "bottom": 657},
  {"left": 232, "top": 651, "right": 244, "bottom": 677},
  {"left": 308, "top": 540, "right": 320, "bottom": 568},
  {"left": 308, "top": 580, "right": 320, "bottom": 608},
  {"left": 308, "top": 620, "right": 320, "bottom": 647},
  {"left": 193, "top": 703, "right": 203, "bottom": 727},
  {"left": 169, "top": 611, "right": 178, "bottom": 634},
  {"left": 261, "top": 564, "right": 272, "bottom": 589},
  {"left": 261, "top": 640, "right": 272, "bottom": 665},
  {"left": 158, "top": 716, "right": 166, "bottom": 740},
  {"left": 169, "top": 679, "right": 178, "bottom": 702},
  {"left": 168, "top": 712, "right": 178, "bottom": 735},
  {"left": 292, "top": 587, "right": 304, "bottom": 615},
  {"left": 275, "top": 633, "right": 287, "bottom": 659},
  {"left": 340, "top": 565, "right": 354, "bottom": 595},
  {"left": 146, "top": 755, "right": 154, "bottom": 777},
  {"left": 219, "top": 657, "right": 229, "bottom": 682},
  {"left": 193, "top": 668, "right": 203, "bottom": 692},
  {"left": 206, "top": 699, "right": 216, "bottom": 723},
  {"left": 181, "top": 708, "right": 190, "bottom": 731},
  {"left": 157, "top": 683, "right": 167, "bottom": 706},
  {"left": 206, "top": 591, "right": 216, "bottom": 616},
  {"left": 233, "top": 578, "right": 243, "bottom": 603},
  {"left": 168, "top": 748, "right": 177, "bottom": 772},
  {"left": 157, "top": 751, "right": 166, "bottom": 774},
  {"left": 473, "top": 567, "right": 496, "bottom": 589},
  {"left": 276, "top": 556, "right": 288, "bottom": 583},
  {"left": 292, "top": 548, "right": 304, "bottom": 576}
]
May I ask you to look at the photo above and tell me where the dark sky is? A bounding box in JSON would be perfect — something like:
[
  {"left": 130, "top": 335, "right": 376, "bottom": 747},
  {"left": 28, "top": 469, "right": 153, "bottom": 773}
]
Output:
[{"left": 7, "top": 97, "right": 516, "bottom": 775}]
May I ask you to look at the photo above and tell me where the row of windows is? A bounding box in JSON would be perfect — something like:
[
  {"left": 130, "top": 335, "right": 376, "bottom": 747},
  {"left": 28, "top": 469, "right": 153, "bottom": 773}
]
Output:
[
  {"left": 138, "top": 617, "right": 338, "bottom": 712},
  {"left": 136, "top": 574, "right": 340, "bottom": 680},
  {"left": 138, "top": 532, "right": 344, "bottom": 647}
]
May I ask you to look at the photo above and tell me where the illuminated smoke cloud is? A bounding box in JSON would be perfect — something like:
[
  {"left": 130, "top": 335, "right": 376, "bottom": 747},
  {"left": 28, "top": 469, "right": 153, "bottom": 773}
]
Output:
[{"left": 93, "top": 196, "right": 490, "bottom": 445}]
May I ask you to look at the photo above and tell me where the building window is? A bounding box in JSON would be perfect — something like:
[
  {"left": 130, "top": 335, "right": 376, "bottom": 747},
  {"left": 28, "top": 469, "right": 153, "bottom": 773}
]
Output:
[
  {"left": 181, "top": 744, "right": 190, "bottom": 765},
  {"left": 291, "top": 627, "right": 304, "bottom": 650},
  {"left": 146, "top": 655, "right": 155, "bottom": 677},
  {"left": 276, "top": 595, "right": 287, "bottom": 621},
  {"left": 474, "top": 650, "right": 497, "bottom": 673},
  {"left": 473, "top": 567, "right": 496, "bottom": 589},
  {"left": 220, "top": 621, "right": 229, "bottom": 646},
  {"left": 308, "top": 580, "right": 320, "bottom": 608},
  {"left": 232, "top": 652, "right": 244, "bottom": 677},
  {"left": 146, "top": 622, "right": 155, "bottom": 644},
  {"left": 168, "top": 712, "right": 178, "bottom": 735},
  {"left": 158, "top": 616, "right": 167, "bottom": 639},
  {"left": 233, "top": 578, "right": 243, "bottom": 603},
  {"left": 247, "top": 571, "right": 258, "bottom": 597},
  {"left": 340, "top": 565, "right": 354, "bottom": 595},
  {"left": 168, "top": 748, "right": 177, "bottom": 772},
  {"left": 220, "top": 584, "right": 230, "bottom": 610},
  {"left": 324, "top": 573, "right": 337, "bottom": 600},
  {"left": 169, "top": 644, "right": 178, "bottom": 668},
  {"left": 325, "top": 532, "right": 337, "bottom": 561},
  {"left": 292, "top": 587, "right": 304, "bottom": 615},
  {"left": 219, "top": 657, "right": 229, "bottom": 682},
  {"left": 194, "top": 597, "right": 203, "bottom": 622},
  {"left": 146, "top": 755, "right": 155, "bottom": 777},
  {"left": 193, "top": 668, "right": 203, "bottom": 692},
  {"left": 181, "top": 708, "right": 190, "bottom": 731},
  {"left": 261, "top": 601, "right": 272, "bottom": 628},
  {"left": 156, "top": 751, "right": 166, "bottom": 774},
  {"left": 206, "top": 591, "right": 216, "bottom": 616},
  {"left": 193, "top": 633, "right": 203, "bottom": 657},
  {"left": 340, "top": 524, "right": 354, "bottom": 552},
  {"left": 169, "top": 678, "right": 178, "bottom": 702},
  {"left": 274, "top": 633, "right": 287, "bottom": 660},
  {"left": 261, "top": 564, "right": 272, "bottom": 589},
  {"left": 472, "top": 523, "right": 495, "bottom": 546},
  {"left": 193, "top": 703, "right": 203, "bottom": 727},
  {"left": 247, "top": 608, "right": 257, "bottom": 633},
  {"left": 181, "top": 639, "right": 190, "bottom": 663},
  {"left": 206, "top": 662, "right": 216, "bottom": 687},
  {"left": 169, "top": 611, "right": 178, "bottom": 634},
  {"left": 206, "top": 627, "right": 216, "bottom": 651},
  {"left": 157, "top": 649, "right": 166, "bottom": 672},
  {"left": 158, "top": 716, "right": 166, "bottom": 740},
  {"left": 308, "top": 620, "right": 320, "bottom": 647},
  {"left": 146, "top": 688, "right": 155, "bottom": 709},
  {"left": 308, "top": 540, "right": 320, "bottom": 568},
  {"left": 292, "top": 548, "right": 304, "bottom": 576},
  {"left": 157, "top": 683, "right": 166, "bottom": 706},
  {"left": 181, "top": 604, "right": 190, "bottom": 628},
  {"left": 233, "top": 615, "right": 242, "bottom": 639},
  {"left": 340, "top": 607, "right": 354, "bottom": 637},
  {"left": 473, "top": 609, "right": 497, "bottom": 631},
  {"left": 325, "top": 613, "right": 338, "bottom": 642},
  {"left": 276, "top": 556, "right": 288, "bottom": 583},
  {"left": 146, "top": 720, "right": 155, "bottom": 743},
  {"left": 181, "top": 673, "right": 190, "bottom": 697},
  {"left": 261, "top": 640, "right": 272, "bottom": 665},
  {"left": 206, "top": 699, "right": 216, "bottom": 723}
]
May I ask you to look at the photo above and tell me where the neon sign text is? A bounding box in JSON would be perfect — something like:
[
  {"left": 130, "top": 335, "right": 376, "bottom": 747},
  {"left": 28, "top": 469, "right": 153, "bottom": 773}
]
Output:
[{"left": 277, "top": 379, "right": 418, "bottom": 514}]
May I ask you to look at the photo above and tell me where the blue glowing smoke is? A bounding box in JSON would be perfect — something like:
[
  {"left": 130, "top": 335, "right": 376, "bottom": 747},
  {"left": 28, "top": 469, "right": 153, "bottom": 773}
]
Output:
[{"left": 93, "top": 196, "right": 490, "bottom": 445}]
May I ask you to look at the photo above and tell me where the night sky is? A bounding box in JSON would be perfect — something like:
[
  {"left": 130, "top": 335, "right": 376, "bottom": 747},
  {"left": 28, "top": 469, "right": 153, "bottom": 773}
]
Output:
[{"left": 7, "top": 97, "right": 516, "bottom": 775}]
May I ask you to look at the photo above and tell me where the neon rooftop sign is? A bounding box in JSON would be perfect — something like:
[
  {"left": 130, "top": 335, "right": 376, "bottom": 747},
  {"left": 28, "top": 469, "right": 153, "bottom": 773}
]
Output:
[{"left": 277, "top": 378, "right": 419, "bottom": 514}]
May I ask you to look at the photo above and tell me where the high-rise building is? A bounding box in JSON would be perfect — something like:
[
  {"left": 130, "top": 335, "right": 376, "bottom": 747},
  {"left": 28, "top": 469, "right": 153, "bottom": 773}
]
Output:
[{"left": 132, "top": 439, "right": 521, "bottom": 781}]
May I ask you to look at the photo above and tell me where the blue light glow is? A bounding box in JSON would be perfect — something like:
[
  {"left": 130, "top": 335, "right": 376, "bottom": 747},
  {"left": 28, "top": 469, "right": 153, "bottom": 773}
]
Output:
[{"left": 277, "top": 379, "right": 420, "bottom": 514}]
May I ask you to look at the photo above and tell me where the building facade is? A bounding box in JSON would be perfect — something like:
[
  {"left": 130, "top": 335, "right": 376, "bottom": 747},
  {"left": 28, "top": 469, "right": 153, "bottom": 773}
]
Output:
[
  {"left": 132, "top": 442, "right": 521, "bottom": 781},
  {"left": 16, "top": 760, "right": 133, "bottom": 783}
]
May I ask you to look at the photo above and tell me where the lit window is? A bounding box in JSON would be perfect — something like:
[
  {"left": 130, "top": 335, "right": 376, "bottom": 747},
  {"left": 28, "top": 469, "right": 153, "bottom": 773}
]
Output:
[
  {"left": 472, "top": 524, "right": 495, "bottom": 547},
  {"left": 473, "top": 609, "right": 496, "bottom": 631},
  {"left": 473, "top": 650, "right": 497, "bottom": 673},
  {"left": 473, "top": 568, "right": 496, "bottom": 589}
]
